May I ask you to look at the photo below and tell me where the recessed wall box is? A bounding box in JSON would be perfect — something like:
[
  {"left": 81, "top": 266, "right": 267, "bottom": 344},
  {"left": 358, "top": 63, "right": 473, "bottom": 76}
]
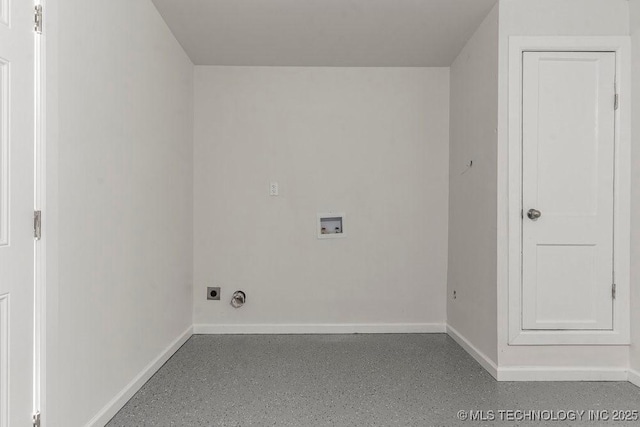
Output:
[
  {"left": 317, "top": 213, "right": 346, "bottom": 239},
  {"left": 207, "top": 287, "right": 221, "bottom": 300}
]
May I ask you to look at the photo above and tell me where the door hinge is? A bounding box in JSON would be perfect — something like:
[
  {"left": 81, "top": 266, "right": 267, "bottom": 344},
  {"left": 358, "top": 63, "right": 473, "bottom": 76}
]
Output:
[
  {"left": 34, "top": 4, "right": 42, "bottom": 34},
  {"left": 33, "top": 412, "right": 41, "bottom": 427},
  {"left": 34, "top": 210, "right": 41, "bottom": 240},
  {"left": 612, "top": 283, "right": 616, "bottom": 300},
  {"left": 614, "top": 94, "right": 619, "bottom": 110}
]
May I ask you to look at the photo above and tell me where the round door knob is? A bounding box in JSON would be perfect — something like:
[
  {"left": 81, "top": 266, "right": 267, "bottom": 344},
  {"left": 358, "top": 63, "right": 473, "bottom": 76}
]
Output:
[{"left": 527, "top": 209, "right": 542, "bottom": 221}]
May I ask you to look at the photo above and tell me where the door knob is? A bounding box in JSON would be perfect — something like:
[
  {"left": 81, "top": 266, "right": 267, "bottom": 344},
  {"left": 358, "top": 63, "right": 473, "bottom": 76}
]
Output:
[{"left": 527, "top": 209, "right": 542, "bottom": 221}]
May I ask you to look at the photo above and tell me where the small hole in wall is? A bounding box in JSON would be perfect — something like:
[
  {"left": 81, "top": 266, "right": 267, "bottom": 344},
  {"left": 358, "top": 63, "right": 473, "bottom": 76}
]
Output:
[{"left": 210, "top": 290, "right": 218, "bottom": 298}]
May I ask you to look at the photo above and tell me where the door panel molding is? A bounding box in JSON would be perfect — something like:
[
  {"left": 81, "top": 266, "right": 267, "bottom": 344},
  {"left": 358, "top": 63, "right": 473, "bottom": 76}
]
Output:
[
  {"left": 507, "top": 36, "right": 631, "bottom": 345},
  {"left": 0, "top": 0, "right": 7, "bottom": 27},
  {"left": 0, "top": 294, "right": 7, "bottom": 427},
  {"left": 0, "top": 58, "right": 7, "bottom": 246}
]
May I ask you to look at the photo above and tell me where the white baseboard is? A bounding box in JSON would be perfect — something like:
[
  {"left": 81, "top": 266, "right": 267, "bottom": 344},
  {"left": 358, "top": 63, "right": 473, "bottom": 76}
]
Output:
[
  {"left": 85, "top": 325, "right": 193, "bottom": 427},
  {"left": 446, "top": 325, "right": 632, "bottom": 382},
  {"left": 497, "top": 366, "right": 629, "bottom": 382},
  {"left": 446, "top": 325, "right": 499, "bottom": 379},
  {"left": 628, "top": 368, "right": 640, "bottom": 388},
  {"left": 193, "top": 323, "right": 446, "bottom": 334}
]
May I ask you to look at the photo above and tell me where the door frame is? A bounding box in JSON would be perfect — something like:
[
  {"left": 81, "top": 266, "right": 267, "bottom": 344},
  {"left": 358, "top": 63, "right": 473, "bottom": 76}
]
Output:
[
  {"left": 34, "top": 0, "right": 44, "bottom": 422},
  {"left": 507, "top": 36, "right": 631, "bottom": 346},
  {"left": 34, "top": 0, "right": 53, "bottom": 424}
]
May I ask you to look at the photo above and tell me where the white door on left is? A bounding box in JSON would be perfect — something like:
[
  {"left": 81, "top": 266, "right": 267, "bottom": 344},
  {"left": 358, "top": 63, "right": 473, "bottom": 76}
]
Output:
[{"left": 0, "top": 0, "right": 35, "bottom": 426}]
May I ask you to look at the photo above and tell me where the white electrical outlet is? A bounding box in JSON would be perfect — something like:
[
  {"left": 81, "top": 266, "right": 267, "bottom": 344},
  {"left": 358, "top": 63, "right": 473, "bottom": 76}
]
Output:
[{"left": 270, "top": 182, "right": 279, "bottom": 196}]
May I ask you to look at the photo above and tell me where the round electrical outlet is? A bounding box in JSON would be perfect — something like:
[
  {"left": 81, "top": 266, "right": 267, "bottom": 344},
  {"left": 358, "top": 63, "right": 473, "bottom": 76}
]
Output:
[{"left": 207, "top": 287, "right": 221, "bottom": 301}]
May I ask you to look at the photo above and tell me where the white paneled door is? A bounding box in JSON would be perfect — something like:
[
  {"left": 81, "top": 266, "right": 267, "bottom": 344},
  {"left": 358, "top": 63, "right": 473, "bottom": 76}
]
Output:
[
  {"left": 0, "top": 0, "right": 35, "bottom": 426},
  {"left": 521, "top": 51, "right": 616, "bottom": 331}
]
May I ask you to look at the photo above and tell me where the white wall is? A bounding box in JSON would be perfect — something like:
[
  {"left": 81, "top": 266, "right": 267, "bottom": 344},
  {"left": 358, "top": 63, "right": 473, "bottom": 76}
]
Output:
[
  {"left": 447, "top": 5, "right": 499, "bottom": 364},
  {"left": 49, "top": 1, "right": 194, "bottom": 425},
  {"left": 630, "top": 0, "right": 640, "bottom": 376},
  {"left": 193, "top": 67, "right": 449, "bottom": 331},
  {"left": 496, "top": 0, "right": 631, "bottom": 369}
]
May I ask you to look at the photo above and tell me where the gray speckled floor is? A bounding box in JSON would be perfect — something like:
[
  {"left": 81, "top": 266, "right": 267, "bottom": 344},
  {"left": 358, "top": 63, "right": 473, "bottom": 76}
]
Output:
[{"left": 106, "top": 334, "right": 640, "bottom": 426}]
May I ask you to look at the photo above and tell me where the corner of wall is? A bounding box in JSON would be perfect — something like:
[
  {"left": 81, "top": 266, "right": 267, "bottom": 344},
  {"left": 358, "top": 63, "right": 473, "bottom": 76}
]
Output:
[
  {"left": 447, "top": 2, "right": 500, "bottom": 367},
  {"left": 52, "top": 0, "right": 197, "bottom": 424}
]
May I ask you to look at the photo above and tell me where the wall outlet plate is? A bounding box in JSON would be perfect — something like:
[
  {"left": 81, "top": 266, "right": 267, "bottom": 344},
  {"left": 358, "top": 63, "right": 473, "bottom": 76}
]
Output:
[{"left": 207, "top": 287, "right": 221, "bottom": 300}]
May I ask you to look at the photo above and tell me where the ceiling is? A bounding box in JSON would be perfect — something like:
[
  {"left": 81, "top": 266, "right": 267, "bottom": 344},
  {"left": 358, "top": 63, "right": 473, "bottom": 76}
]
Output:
[{"left": 151, "top": 0, "right": 498, "bottom": 67}]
